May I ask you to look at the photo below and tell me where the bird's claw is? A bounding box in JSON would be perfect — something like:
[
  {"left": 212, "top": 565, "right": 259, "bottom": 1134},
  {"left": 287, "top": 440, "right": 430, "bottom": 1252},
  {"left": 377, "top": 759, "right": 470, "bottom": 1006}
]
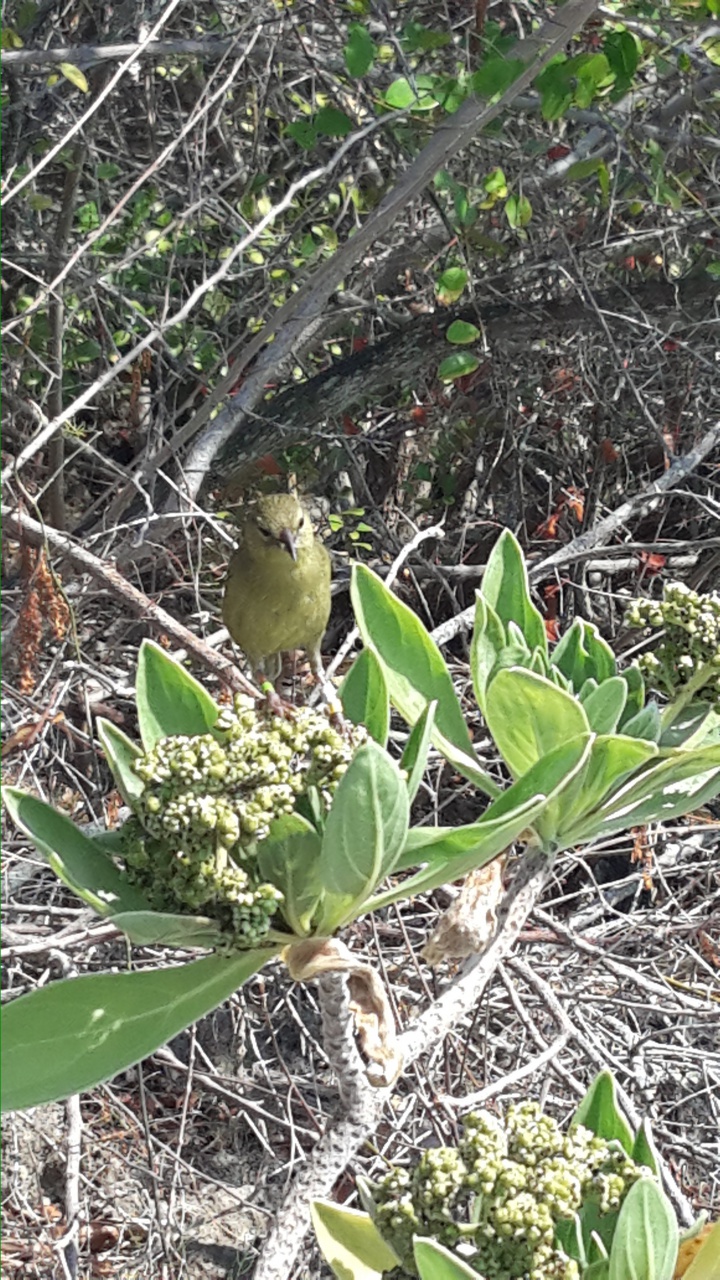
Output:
[{"left": 259, "top": 683, "right": 296, "bottom": 720}]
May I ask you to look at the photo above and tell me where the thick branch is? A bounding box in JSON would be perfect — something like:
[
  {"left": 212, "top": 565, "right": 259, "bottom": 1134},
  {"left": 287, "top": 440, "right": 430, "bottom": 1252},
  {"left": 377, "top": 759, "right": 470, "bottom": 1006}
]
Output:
[{"left": 253, "top": 850, "right": 552, "bottom": 1279}]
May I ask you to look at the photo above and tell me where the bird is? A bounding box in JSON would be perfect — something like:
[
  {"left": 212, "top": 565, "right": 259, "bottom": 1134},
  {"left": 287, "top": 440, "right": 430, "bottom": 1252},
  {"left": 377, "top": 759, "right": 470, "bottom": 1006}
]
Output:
[{"left": 222, "top": 493, "right": 332, "bottom": 699}]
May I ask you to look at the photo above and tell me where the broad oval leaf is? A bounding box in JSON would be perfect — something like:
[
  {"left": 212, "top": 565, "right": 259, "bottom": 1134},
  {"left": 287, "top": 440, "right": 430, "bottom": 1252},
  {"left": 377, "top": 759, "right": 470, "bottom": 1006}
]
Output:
[
  {"left": 438, "top": 351, "right": 479, "bottom": 381},
  {"left": 621, "top": 702, "right": 662, "bottom": 744},
  {"left": 256, "top": 812, "right": 323, "bottom": 937},
  {"left": 608, "top": 1179, "right": 678, "bottom": 1280},
  {"left": 446, "top": 320, "right": 480, "bottom": 344},
  {"left": 135, "top": 639, "right": 219, "bottom": 750},
  {"left": 480, "top": 529, "right": 547, "bottom": 658},
  {"left": 344, "top": 23, "right": 375, "bottom": 78},
  {"left": 659, "top": 703, "right": 720, "bottom": 749},
  {"left": 96, "top": 717, "right": 144, "bottom": 805},
  {"left": 414, "top": 1238, "right": 481, "bottom": 1280},
  {"left": 572, "top": 1070, "right": 634, "bottom": 1152},
  {"left": 554, "top": 734, "right": 658, "bottom": 843},
  {"left": 319, "top": 742, "right": 409, "bottom": 930},
  {"left": 351, "top": 564, "right": 499, "bottom": 796},
  {"left": 2, "top": 787, "right": 150, "bottom": 916},
  {"left": 1, "top": 949, "right": 275, "bottom": 1111},
  {"left": 484, "top": 667, "right": 590, "bottom": 778},
  {"left": 551, "top": 618, "right": 616, "bottom": 689},
  {"left": 340, "top": 647, "right": 390, "bottom": 746},
  {"left": 111, "top": 910, "right": 229, "bottom": 949},
  {"left": 58, "top": 61, "right": 89, "bottom": 92},
  {"left": 581, "top": 677, "right": 628, "bottom": 735},
  {"left": 311, "top": 1199, "right": 401, "bottom": 1278}
]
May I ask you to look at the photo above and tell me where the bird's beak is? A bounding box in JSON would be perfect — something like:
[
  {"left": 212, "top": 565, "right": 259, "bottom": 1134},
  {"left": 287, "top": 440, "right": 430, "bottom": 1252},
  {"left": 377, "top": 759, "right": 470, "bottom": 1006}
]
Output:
[{"left": 278, "top": 527, "right": 297, "bottom": 561}]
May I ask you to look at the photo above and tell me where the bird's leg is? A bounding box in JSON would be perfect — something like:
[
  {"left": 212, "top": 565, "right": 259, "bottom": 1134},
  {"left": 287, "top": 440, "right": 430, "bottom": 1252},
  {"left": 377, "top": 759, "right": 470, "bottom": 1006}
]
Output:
[
  {"left": 256, "top": 656, "right": 295, "bottom": 719},
  {"left": 308, "top": 646, "right": 345, "bottom": 729},
  {"left": 258, "top": 679, "right": 296, "bottom": 719}
]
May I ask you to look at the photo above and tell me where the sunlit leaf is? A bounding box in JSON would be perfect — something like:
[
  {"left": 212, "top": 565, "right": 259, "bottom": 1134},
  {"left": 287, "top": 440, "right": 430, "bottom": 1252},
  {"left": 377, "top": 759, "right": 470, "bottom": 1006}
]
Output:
[
  {"left": 1, "top": 950, "right": 274, "bottom": 1111},
  {"left": 135, "top": 639, "right": 219, "bottom": 750}
]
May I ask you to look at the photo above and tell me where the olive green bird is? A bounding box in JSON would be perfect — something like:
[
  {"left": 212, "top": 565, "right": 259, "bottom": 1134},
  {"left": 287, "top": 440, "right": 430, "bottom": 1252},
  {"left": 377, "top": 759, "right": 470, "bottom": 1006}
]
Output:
[{"left": 222, "top": 493, "right": 332, "bottom": 692}]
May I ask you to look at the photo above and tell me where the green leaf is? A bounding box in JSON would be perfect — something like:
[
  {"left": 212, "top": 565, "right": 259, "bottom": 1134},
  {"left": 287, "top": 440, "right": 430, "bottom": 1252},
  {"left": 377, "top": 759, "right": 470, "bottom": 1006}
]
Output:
[
  {"left": 311, "top": 1200, "right": 401, "bottom": 1278},
  {"left": 2, "top": 787, "right": 150, "bottom": 917},
  {"left": 470, "top": 594, "right": 507, "bottom": 714},
  {"left": 446, "top": 320, "right": 480, "bottom": 344},
  {"left": 58, "top": 61, "right": 89, "bottom": 93},
  {"left": 1, "top": 950, "right": 274, "bottom": 1111},
  {"left": 537, "top": 60, "right": 573, "bottom": 120},
  {"left": 683, "top": 1220, "right": 720, "bottom": 1279},
  {"left": 608, "top": 1179, "right": 678, "bottom": 1280},
  {"left": 400, "top": 701, "right": 437, "bottom": 804},
  {"left": 631, "top": 1119, "right": 659, "bottom": 1176},
  {"left": 365, "top": 792, "right": 545, "bottom": 912},
  {"left": 575, "top": 53, "right": 611, "bottom": 107},
  {"left": 659, "top": 703, "right": 720, "bottom": 749},
  {"left": 567, "top": 745, "right": 720, "bottom": 842},
  {"left": 438, "top": 352, "right": 479, "bottom": 381},
  {"left": 256, "top": 813, "right": 324, "bottom": 937},
  {"left": 621, "top": 702, "right": 662, "bottom": 744},
  {"left": 581, "top": 678, "right": 628, "bottom": 735},
  {"left": 505, "top": 194, "right": 532, "bottom": 228},
  {"left": 96, "top": 718, "right": 144, "bottom": 806},
  {"left": 556, "top": 735, "right": 657, "bottom": 842},
  {"left": 340, "top": 648, "right": 390, "bottom": 747},
  {"left": 402, "top": 21, "right": 452, "bottom": 53},
  {"left": 471, "top": 57, "right": 525, "bottom": 99},
  {"left": 318, "top": 742, "right": 409, "bottom": 930},
  {"left": 436, "top": 266, "right": 468, "bottom": 303},
  {"left": 135, "top": 639, "right": 219, "bottom": 750},
  {"left": 480, "top": 529, "right": 547, "bottom": 656},
  {"left": 551, "top": 618, "right": 616, "bottom": 689},
  {"left": 376, "top": 734, "right": 591, "bottom": 905},
  {"left": 111, "top": 910, "right": 229, "bottom": 949},
  {"left": 604, "top": 30, "right": 639, "bottom": 87},
  {"left": 344, "top": 23, "right": 375, "bottom": 77},
  {"left": 351, "top": 565, "right": 499, "bottom": 796},
  {"left": 572, "top": 1071, "right": 634, "bottom": 1152},
  {"left": 315, "top": 106, "right": 354, "bottom": 137},
  {"left": 286, "top": 119, "right": 318, "bottom": 149},
  {"left": 485, "top": 668, "right": 590, "bottom": 779},
  {"left": 414, "top": 1237, "right": 481, "bottom": 1279},
  {"left": 565, "top": 156, "right": 603, "bottom": 182},
  {"left": 618, "top": 665, "right": 645, "bottom": 727},
  {"left": 96, "top": 161, "right": 120, "bottom": 180},
  {"left": 384, "top": 77, "right": 433, "bottom": 110}
]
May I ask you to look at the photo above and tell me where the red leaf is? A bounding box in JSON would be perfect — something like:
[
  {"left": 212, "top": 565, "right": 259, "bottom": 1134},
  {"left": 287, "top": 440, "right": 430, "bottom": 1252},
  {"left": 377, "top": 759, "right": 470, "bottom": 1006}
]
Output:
[
  {"left": 599, "top": 437, "right": 618, "bottom": 463},
  {"left": 256, "top": 454, "right": 282, "bottom": 476},
  {"left": 547, "top": 144, "right": 571, "bottom": 162},
  {"left": 638, "top": 551, "right": 666, "bottom": 574},
  {"left": 342, "top": 415, "right": 361, "bottom": 435},
  {"left": 544, "top": 618, "right": 561, "bottom": 642}
]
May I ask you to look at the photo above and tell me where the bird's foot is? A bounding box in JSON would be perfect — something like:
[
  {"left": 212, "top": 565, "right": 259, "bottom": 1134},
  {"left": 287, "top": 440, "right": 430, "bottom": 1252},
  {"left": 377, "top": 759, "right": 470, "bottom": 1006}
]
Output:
[{"left": 259, "top": 681, "right": 296, "bottom": 720}]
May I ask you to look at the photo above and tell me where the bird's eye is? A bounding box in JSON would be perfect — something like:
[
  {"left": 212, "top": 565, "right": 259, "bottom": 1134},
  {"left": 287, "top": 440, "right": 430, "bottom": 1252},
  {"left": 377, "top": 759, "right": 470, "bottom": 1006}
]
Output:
[{"left": 298, "top": 515, "right": 305, "bottom": 529}]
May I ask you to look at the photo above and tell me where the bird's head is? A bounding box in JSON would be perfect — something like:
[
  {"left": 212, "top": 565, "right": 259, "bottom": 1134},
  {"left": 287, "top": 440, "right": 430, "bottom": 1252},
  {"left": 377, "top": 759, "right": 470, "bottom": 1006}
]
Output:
[{"left": 242, "top": 493, "right": 314, "bottom": 562}]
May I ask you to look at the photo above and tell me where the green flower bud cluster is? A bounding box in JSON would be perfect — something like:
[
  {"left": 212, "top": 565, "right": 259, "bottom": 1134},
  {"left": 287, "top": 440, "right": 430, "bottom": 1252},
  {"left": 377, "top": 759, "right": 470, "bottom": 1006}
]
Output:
[
  {"left": 625, "top": 582, "right": 720, "bottom": 707},
  {"left": 370, "top": 1102, "right": 646, "bottom": 1279},
  {"left": 120, "top": 697, "right": 365, "bottom": 947}
]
